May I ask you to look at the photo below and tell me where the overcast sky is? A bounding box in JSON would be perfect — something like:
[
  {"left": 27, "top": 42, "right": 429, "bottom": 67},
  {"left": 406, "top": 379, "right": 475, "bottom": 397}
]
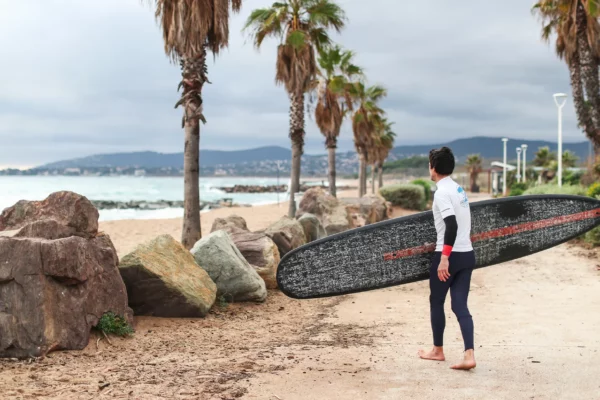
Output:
[{"left": 0, "top": 0, "right": 585, "bottom": 168}]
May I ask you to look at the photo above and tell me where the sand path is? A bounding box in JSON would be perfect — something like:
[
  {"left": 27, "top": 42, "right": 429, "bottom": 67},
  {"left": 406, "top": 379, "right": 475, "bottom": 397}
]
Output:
[
  {"left": 1, "top": 192, "right": 599, "bottom": 399},
  {"left": 242, "top": 243, "right": 600, "bottom": 400}
]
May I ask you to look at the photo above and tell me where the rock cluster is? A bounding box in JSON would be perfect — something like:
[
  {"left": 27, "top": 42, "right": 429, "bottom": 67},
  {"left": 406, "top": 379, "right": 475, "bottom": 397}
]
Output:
[{"left": 0, "top": 186, "right": 391, "bottom": 359}]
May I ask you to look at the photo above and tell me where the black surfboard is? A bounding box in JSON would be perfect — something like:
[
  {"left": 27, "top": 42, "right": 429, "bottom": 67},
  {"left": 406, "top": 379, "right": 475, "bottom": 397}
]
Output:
[{"left": 276, "top": 195, "right": 600, "bottom": 299}]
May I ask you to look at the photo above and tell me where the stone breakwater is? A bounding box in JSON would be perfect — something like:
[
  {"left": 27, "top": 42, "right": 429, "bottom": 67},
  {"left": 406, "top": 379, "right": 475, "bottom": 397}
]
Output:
[
  {"left": 217, "top": 184, "right": 356, "bottom": 194},
  {"left": 91, "top": 200, "right": 251, "bottom": 210},
  {"left": 217, "top": 185, "right": 287, "bottom": 193}
]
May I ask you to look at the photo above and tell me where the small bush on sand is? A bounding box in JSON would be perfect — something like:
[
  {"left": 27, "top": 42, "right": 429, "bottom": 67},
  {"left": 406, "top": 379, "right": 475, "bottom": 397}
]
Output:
[
  {"left": 587, "top": 182, "right": 600, "bottom": 198},
  {"left": 95, "top": 312, "right": 134, "bottom": 337},
  {"left": 523, "top": 184, "right": 587, "bottom": 196},
  {"left": 379, "top": 184, "right": 426, "bottom": 211},
  {"left": 411, "top": 179, "right": 433, "bottom": 203},
  {"left": 585, "top": 226, "right": 600, "bottom": 247}
]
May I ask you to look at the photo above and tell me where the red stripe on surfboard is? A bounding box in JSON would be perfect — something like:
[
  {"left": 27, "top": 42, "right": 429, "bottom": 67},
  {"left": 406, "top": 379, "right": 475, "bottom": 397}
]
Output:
[{"left": 383, "top": 207, "right": 600, "bottom": 261}]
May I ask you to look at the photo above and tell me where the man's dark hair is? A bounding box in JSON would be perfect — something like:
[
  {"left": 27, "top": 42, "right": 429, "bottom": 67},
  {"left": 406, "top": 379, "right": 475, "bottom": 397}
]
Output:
[{"left": 429, "top": 147, "right": 455, "bottom": 176}]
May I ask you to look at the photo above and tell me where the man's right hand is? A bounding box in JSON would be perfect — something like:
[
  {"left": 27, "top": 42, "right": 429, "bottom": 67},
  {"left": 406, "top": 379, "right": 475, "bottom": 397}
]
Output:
[{"left": 438, "top": 255, "right": 451, "bottom": 282}]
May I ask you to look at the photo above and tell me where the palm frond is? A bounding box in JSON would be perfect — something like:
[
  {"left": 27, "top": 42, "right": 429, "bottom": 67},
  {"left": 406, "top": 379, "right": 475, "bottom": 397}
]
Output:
[{"left": 153, "top": 0, "right": 243, "bottom": 60}]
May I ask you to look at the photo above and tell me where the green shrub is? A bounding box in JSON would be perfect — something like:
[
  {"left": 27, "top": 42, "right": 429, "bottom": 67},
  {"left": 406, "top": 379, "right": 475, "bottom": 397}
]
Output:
[
  {"left": 379, "top": 184, "right": 426, "bottom": 211},
  {"left": 523, "top": 184, "right": 587, "bottom": 196},
  {"left": 587, "top": 182, "right": 600, "bottom": 198},
  {"left": 411, "top": 179, "right": 432, "bottom": 202},
  {"left": 509, "top": 188, "right": 524, "bottom": 197},
  {"left": 563, "top": 170, "right": 583, "bottom": 186},
  {"left": 585, "top": 226, "right": 600, "bottom": 247},
  {"left": 509, "top": 182, "right": 528, "bottom": 196},
  {"left": 95, "top": 312, "right": 134, "bottom": 337}
]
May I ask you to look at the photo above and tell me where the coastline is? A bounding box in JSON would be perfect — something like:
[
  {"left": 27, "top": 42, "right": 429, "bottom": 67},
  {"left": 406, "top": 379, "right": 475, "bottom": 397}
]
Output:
[{"left": 99, "top": 187, "right": 358, "bottom": 256}]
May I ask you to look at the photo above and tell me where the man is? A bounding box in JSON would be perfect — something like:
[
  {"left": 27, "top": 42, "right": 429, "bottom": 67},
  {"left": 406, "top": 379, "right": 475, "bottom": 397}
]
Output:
[{"left": 418, "top": 147, "right": 476, "bottom": 370}]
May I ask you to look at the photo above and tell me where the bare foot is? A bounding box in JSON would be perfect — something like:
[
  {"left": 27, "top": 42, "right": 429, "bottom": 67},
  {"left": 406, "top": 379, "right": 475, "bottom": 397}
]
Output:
[
  {"left": 418, "top": 346, "right": 445, "bottom": 361},
  {"left": 451, "top": 349, "right": 476, "bottom": 370}
]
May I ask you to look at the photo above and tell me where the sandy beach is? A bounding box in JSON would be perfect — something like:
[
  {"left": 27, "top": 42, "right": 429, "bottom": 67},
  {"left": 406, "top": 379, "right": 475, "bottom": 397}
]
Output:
[{"left": 1, "top": 189, "right": 599, "bottom": 399}]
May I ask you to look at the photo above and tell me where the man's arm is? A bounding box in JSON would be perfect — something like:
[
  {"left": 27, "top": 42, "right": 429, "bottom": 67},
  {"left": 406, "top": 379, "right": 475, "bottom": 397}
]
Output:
[
  {"left": 442, "top": 215, "right": 457, "bottom": 257},
  {"left": 437, "top": 191, "right": 455, "bottom": 282}
]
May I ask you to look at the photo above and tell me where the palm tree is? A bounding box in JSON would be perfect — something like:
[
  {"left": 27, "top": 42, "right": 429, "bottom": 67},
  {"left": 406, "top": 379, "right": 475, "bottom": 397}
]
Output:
[
  {"left": 314, "top": 45, "right": 362, "bottom": 197},
  {"left": 465, "top": 154, "right": 483, "bottom": 193},
  {"left": 348, "top": 82, "right": 387, "bottom": 197},
  {"left": 534, "top": 146, "right": 558, "bottom": 183},
  {"left": 244, "top": 0, "right": 346, "bottom": 217},
  {"left": 533, "top": 0, "right": 600, "bottom": 153},
  {"left": 533, "top": 146, "right": 557, "bottom": 167},
  {"left": 152, "top": 0, "right": 243, "bottom": 249},
  {"left": 563, "top": 149, "right": 580, "bottom": 168},
  {"left": 374, "top": 119, "right": 396, "bottom": 191}
]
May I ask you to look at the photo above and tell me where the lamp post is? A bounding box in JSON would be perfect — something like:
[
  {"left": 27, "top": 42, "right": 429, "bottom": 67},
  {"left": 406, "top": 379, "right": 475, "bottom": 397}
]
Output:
[
  {"left": 553, "top": 93, "right": 567, "bottom": 187},
  {"left": 502, "top": 138, "right": 508, "bottom": 196},
  {"left": 516, "top": 147, "right": 522, "bottom": 183},
  {"left": 521, "top": 144, "right": 528, "bottom": 183}
]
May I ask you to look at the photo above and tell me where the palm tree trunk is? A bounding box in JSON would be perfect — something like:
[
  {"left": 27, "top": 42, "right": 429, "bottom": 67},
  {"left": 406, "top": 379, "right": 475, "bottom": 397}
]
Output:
[
  {"left": 327, "top": 146, "right": 336, "bottom": 197},
  {"left": 182, "top": 119, "right": 201, "bottom": 249},
  {"left": 569, "top": 38, "right": 599, "bottom": 149},
  {"left": 180, "top": 51, "right": 208, "bottom": 249},
  {"left": 576, "top": 3, "right": 600, "bottom": 131},
  {"left": 370, "top": 164, "right": 375, "bottom": 194},
  {"left": 359, "top": 152, "right": 368, "bottom": 197},
  {"left": 358, "top": 153, "right": 365, "bottom": 197},
  {"left": 377, "top": 162, "right": 384, "bottom": 190},
  {"left": 289, "top": 92, "right": 305, "bottom": 217}
]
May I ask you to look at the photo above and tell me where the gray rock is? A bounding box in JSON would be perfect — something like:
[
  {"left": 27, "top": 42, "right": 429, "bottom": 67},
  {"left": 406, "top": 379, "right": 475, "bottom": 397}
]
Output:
[
  {"left": 298, "top": 213, "right": 326, "bottom": 243},
  {"left": 341, "top": 194, "right": 389, "bottom": 228},
  {"left": 191, "top": 231, "right": 266, "bottom": 303},
  {"left": 262, "top": 216, "right": 307, "bottom": 257},
  {"left": 210, "top": 215, "right": 248, "bottom": 233},
  {"left": 296, "top": 187, "right": 352, "bottom": 235}
]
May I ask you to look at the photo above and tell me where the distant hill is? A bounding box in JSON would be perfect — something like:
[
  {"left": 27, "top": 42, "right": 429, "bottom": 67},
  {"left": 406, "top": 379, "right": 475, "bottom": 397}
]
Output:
[
  {"left": 40, "top": 146, "right": 291, "bottom": 169},
  {"left": 392, "top": 136, "right": 591, "bottom": 162},
  {"left": 35, "top": 137, "right": 592, "bottom": 174}
]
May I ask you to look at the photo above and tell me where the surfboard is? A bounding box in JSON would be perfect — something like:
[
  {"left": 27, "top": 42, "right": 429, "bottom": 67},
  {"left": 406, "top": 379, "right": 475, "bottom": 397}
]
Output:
[{"left": 276, "top": 194, "right": 600, "bottom": 299}]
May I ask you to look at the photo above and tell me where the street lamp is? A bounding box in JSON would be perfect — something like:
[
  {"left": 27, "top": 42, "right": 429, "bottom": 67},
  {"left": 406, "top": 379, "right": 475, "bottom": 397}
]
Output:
[
  {"left": 521, "top": 144, "right": 528, "bottom": 183},
  {"left": 553, "top": 93, "right": 568, "bottom": 187},
  {"left": 502, "top": 138, "right": 508, "bottom": 196},
  {"left": 516, "top": 147, "right": 522, "bottom": 183}
]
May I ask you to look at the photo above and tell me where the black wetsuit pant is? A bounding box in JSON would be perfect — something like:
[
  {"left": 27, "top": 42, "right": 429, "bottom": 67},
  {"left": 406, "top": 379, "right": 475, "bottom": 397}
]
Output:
[{"left": 429, "top": 251, "right": 476, "bottom": 351}]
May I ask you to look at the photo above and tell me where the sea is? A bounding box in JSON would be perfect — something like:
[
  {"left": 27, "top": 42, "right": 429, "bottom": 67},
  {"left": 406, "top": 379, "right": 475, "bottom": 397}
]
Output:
[{"left": 0, "top": 176, "right": 304, "bottom": 221}]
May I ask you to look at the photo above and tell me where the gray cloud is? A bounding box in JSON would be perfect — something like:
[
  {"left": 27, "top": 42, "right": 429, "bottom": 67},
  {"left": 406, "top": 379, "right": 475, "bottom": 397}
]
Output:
[{"left": 0, "top": 0, "right": 585, "bottom": 167}]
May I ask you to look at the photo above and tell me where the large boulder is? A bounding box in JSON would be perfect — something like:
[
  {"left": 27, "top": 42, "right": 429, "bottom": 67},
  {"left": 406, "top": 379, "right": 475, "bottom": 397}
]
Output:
[
  {"left": 119, "top": 235, "right": 217, "bottom": 317},
  {"left": 340, "top": 194, "right": 389, "bottom": 228},
  {"left": 191, "top": 231, "right": 266, "bottom": 303},
  {"left": 262, "top": 216, "right": 307, "bottom": 257},
  {"left": 0, "top": 233, "right": 133, "bottom": 359},
  {"left": 210, "top": 215, "right": 248, "bottom": 232},
  {"left": 296, "top": 187, "right": 352, "bottom": 235},
  {"left": 0, "top": 191, "right": 99, "bottom": 238},
  {"left": 298, "top": 213, "right": 326, "bottom": 243}
]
